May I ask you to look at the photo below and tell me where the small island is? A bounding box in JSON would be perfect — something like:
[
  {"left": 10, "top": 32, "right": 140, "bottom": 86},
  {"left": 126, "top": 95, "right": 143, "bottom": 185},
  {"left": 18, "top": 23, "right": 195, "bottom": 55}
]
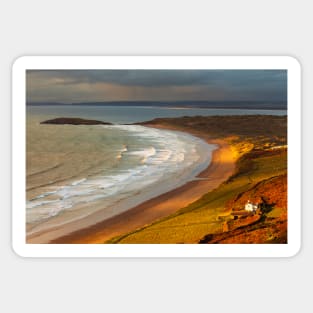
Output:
[{"left": 40, "top": 117, "right": 112, "bottom": 125}]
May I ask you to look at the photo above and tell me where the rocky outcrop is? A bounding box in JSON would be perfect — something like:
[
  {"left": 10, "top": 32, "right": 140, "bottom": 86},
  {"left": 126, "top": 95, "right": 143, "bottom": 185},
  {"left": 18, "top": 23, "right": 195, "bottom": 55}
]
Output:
[{"left": 199, "top": 174, "right": 287, "bottom": 244}]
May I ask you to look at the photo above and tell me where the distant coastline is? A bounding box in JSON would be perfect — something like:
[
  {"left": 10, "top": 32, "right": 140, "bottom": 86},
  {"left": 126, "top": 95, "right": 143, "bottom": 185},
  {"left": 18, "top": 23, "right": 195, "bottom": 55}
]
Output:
[{"left": 26, "top": 100, "right": 287, "bottom": 111}]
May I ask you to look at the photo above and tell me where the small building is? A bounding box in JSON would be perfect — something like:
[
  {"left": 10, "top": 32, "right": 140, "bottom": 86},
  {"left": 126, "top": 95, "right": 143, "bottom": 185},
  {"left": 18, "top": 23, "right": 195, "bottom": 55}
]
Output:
[{"left": 245, "top": 200, "right": 258, "bottom": 212}]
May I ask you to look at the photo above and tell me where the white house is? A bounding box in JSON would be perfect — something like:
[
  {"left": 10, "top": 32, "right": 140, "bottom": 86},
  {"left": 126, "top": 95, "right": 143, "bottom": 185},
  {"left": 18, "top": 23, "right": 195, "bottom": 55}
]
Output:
[{"left": 245, "top": 200, "right": 258, "bottom": 212}]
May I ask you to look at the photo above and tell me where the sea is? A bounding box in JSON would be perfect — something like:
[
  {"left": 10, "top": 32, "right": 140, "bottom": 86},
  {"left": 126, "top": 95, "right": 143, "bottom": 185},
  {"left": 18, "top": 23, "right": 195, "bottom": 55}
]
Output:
[{"left": 26, "top": 105, "right": 287, "bottom": 236}]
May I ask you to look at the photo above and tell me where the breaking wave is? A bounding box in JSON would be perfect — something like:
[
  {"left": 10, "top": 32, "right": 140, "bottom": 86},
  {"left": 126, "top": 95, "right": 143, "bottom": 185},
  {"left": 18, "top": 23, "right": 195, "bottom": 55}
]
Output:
[{"left": 26, "top": 125, "right": 215, "bottom": 227}]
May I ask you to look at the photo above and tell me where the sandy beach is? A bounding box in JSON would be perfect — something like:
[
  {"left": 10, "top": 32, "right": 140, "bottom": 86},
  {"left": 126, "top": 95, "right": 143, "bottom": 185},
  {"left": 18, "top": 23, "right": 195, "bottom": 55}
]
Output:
[{"left": 45, "top": 124, "right": 237, "bottom": 244}]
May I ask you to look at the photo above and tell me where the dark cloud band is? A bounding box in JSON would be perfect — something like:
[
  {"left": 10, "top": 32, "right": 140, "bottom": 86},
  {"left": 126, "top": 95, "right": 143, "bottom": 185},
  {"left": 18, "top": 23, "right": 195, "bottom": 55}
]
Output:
[{"left": 26, "top": 69, "right": 287, "bottom": 103}]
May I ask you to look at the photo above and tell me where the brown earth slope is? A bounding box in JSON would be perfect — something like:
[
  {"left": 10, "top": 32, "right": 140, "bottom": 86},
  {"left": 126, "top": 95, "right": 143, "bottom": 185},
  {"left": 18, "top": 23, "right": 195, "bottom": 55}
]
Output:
[{"left": 200, "top": 173, "right": 287, "bottom": 244}]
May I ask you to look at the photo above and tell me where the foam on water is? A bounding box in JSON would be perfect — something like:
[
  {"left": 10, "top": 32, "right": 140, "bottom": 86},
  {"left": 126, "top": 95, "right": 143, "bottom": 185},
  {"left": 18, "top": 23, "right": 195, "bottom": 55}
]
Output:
[{"left": 26, "top": 125, "right": 215, "bottom": 228}]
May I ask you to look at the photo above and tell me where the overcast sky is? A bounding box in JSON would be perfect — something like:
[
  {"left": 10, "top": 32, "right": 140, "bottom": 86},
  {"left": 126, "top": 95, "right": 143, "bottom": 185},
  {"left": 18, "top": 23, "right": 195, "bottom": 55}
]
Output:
[{"left": 26, "top": 70, "right": 287, "bottom": 103}]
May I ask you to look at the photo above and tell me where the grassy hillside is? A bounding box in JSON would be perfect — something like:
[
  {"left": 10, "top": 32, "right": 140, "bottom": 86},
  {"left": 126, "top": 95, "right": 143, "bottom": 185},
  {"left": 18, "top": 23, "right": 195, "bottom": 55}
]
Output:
[{"left": 108, "top": 115, "right": 287, "bottom": 244}]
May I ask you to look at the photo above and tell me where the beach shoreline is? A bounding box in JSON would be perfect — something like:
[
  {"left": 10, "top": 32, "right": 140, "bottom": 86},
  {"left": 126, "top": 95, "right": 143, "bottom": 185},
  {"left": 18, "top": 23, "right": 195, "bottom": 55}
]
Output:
[
  {"left": 26, "top": 125, "right": 215, "bottom": 242},
  {"left": 43, "top": 124, "right": 237, "bottom": 244}
]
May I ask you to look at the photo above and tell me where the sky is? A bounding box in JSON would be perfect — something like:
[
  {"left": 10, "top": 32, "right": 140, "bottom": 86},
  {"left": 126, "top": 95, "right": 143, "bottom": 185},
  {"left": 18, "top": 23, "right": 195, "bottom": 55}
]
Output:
[{"left": 26, "top": 70, "right": 287, "bottom": 103}]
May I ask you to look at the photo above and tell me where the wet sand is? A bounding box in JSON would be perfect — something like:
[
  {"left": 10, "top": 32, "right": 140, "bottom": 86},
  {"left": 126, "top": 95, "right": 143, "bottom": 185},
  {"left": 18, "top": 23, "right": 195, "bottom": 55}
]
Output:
[{"left": 45, "top": 124, "right": 237, "bottom": 244}]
